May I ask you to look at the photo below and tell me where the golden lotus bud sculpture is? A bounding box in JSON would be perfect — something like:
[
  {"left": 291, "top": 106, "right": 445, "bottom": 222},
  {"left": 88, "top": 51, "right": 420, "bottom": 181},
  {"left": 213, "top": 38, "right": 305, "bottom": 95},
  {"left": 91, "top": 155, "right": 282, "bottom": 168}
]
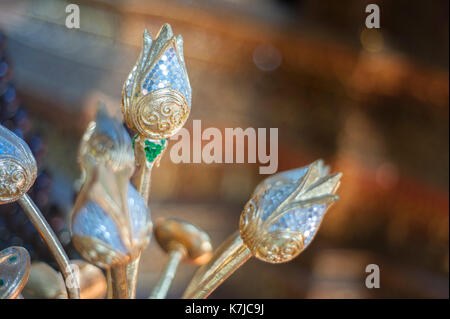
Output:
[
  {"left": 120, "top": 24, "right": 193, "bottom": 298},
  {"left": 183, "top": 160, "right": 342, "bottom": 299},
  {"left": 122, "top": 24, "right": 191, "bottom": 141},
  {"left": 1, "top": 23, "right": 343, "bottom": 300},
  {"left": 240, "top": 159, "right": 341, "bottom": 263},
  {"left": 78, "top": 107, "right": 135, "bottom": 179},
  {"left": 71, "top": 108, "right": 152, "bottom": 298}
]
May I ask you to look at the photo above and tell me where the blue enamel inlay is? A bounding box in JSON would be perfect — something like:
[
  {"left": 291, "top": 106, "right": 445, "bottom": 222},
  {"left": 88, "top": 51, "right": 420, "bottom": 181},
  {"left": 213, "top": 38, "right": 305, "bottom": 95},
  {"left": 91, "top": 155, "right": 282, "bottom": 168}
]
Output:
[
  {"left": 72, "top": 201, "right": 127, "bottom": 254},
  {"left": 127, "top": 184, "right": 151, "bottom": 239},
  {"left": 269, "top": 204, "right": 327, "bottom": 246},
  {"left": 142, "top": 46, "right": 191, "bottom": 106}
]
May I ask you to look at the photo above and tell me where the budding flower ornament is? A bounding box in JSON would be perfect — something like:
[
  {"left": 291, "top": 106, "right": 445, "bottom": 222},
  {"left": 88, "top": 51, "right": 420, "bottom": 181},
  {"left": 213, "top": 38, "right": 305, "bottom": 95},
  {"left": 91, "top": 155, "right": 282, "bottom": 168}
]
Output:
[
  {"left": 183, "top": 160, "right": 342, "bottom": 298},
  {"left": 120, "top": 24, "right": 193, "bottom": 297},
  {"left": 0, "top": 125, "right": 79, "bottom": 298},
  {"left": 122, "top": 23, "right": 191, "bottom": 144},
  {"left": 240, "top": 160, "right": 341, "bottom": 263},
  {"left": 71, "top": 109, "right": 152, "bottom": 269}
]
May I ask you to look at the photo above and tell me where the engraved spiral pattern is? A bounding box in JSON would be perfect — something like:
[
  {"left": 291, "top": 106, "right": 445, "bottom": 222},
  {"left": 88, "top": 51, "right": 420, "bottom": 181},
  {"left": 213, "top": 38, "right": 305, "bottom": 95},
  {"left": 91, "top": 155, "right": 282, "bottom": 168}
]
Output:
[
  {"left": 0, "top": 125, "right": 37, "bottom": 204},
  {"left": 129, "top": 88, "right": 189, "bottom": 139}
]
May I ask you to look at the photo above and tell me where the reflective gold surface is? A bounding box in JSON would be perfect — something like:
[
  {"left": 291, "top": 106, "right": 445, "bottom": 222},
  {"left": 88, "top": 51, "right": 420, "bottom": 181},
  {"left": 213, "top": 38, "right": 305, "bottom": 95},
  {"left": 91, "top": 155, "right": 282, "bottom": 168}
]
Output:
[{"left": 150, "top": 218, "right": 212, "bottom": 298}]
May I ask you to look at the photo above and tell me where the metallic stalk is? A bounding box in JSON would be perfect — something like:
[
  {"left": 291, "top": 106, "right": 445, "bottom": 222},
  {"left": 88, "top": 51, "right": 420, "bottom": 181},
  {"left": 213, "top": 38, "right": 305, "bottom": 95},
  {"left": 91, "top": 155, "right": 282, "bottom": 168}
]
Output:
[
  {"left": 18, "top": 195, "right": 80, "bottom": 299},
  {"left": 150, "top": 249, "right": 184, "bottom": 299}
]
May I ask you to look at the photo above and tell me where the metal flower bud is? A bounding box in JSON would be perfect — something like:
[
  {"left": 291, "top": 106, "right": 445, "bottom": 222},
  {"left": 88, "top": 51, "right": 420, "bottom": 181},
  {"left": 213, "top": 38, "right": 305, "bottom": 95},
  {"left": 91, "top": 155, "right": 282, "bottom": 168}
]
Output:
[
  {"left": 71, "top": 109, "right": 152, "bottom": 268},
  {"left": 0, "top": 125, "right": 37, "bottom": 204},
  {"left": 79, "top": 107, "right": 135, "bottom": 177},
  {"left": 239, "top": 160, "right": 342, "bottom": 263},
  {"left": 122, "top": 24, "right": 192, "bottom": 139},
  {"left": 1, "top": 125, "right": 80, "bottom": 299},
  {"left": 71, "top": 185, "right": 151, "bottom": 268}
]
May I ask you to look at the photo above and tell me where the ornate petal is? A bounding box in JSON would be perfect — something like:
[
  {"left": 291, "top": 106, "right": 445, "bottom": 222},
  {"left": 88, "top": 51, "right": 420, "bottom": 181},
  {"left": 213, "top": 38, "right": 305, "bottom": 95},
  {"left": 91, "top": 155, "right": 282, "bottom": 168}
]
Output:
[
  {"left": 78, "top": 107, "right": 134, "bottom": 175},
  {"left": 121, "top": 24, "right": 191, "bottom": 139},
  {"left": 253, "top": 159, "right": 329, "bottom": 195},
  {"left": 71, "top": 184, "right": 152, "bottom": 268}
]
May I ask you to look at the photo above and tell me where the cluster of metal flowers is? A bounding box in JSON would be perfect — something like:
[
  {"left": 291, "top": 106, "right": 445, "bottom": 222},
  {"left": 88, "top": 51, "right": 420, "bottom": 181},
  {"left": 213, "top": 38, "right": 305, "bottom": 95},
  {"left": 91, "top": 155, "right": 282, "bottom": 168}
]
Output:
[{"left": 0, "top": 25, "right": 341, "bottom": 299}]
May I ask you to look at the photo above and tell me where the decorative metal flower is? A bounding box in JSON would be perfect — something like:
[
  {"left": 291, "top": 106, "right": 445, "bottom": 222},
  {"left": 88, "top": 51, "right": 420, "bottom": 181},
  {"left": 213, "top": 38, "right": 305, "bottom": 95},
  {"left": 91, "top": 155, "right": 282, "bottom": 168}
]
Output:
[
  {"left": 0, "top": 125, "right": 37, "bottom": 204},
  {"left": 79, "top": 107, "right": 135, "bottom": 177},
  {"left": 183, "top": 160, "right": 342, "bottom": 299},
  {"left": 239, "top": 160, "right": 342, "bottom": 263},
  {"left": 0, "top": 125, "right": 80, "bottom": 299},
  {"left": 71, "top": 184, "right": 151, "bottom": 268},
  {"left": 122, "top": 24, "right": 191, "bottom": 140},
  {"left": 71, "top": 109, "right": 152, "bottom": 268}
]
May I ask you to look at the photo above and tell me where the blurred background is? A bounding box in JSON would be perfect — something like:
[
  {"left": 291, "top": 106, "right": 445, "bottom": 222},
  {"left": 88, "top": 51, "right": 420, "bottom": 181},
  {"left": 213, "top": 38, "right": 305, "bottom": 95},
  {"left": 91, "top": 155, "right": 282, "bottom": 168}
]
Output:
[{"left": 0, "top": 0, "right": 448, "bottom": 298}]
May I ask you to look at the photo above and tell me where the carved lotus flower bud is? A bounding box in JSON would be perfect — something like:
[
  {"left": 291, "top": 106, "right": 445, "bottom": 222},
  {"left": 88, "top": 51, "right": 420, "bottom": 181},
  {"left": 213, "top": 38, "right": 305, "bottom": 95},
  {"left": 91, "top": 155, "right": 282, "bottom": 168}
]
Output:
[
  {"left": 122, "top": 24, "right": 191, "bottom": 140},
  {"left": 239, "top": 160, "right": 342, "bottom": 263},
  {"left": 71, "top": 184, "right": 151, "bottom": 268},
  {"left": 0, "top": 125, "right": 37, "bottom": 204},
  {"left": 71, "top": 109, "right": 152, "bottom": 268},
  {"left": 78, "top": 107, "right": 135, "bottom": 178}
]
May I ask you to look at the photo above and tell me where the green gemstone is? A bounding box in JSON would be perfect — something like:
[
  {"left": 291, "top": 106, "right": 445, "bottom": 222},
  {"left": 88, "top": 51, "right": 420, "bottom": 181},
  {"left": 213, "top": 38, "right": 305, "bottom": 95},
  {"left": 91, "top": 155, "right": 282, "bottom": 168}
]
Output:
[
  {"left": 142, "top": 139, "right": 166, "bottom": 163},
  {"left": 9, "top": 255, "right": 17, "bottom": 263},
  {"left": 0, "top": 278, "right": 4, "bottom": 287}
]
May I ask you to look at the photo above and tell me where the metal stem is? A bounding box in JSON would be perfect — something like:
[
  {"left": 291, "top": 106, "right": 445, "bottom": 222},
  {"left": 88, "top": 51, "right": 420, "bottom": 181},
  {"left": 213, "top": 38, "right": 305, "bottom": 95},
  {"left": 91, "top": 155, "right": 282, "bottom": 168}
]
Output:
[
  {"left": 105, "top": 269, "right": 113, "bottom": 299},
  {"left": 126, "top": 142, "right": 153, "bottom": 298},
  {"left": 109, "top": 264, "right": 129, "bottom": 299},
  {"left": 182, "top": 232, "right": 252, "bottom": 299},
  {"left": 17, "top": 194, "right": 80, "bottom": 299},
  {"left": 136, "top": 161, "right": 152, "bottom": 205},
  {"left": 149, "top": 249, "right": 184, "bottom": 299},
  {"left": 125, "top": 256, "right": 140, "bottom": 298}
]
